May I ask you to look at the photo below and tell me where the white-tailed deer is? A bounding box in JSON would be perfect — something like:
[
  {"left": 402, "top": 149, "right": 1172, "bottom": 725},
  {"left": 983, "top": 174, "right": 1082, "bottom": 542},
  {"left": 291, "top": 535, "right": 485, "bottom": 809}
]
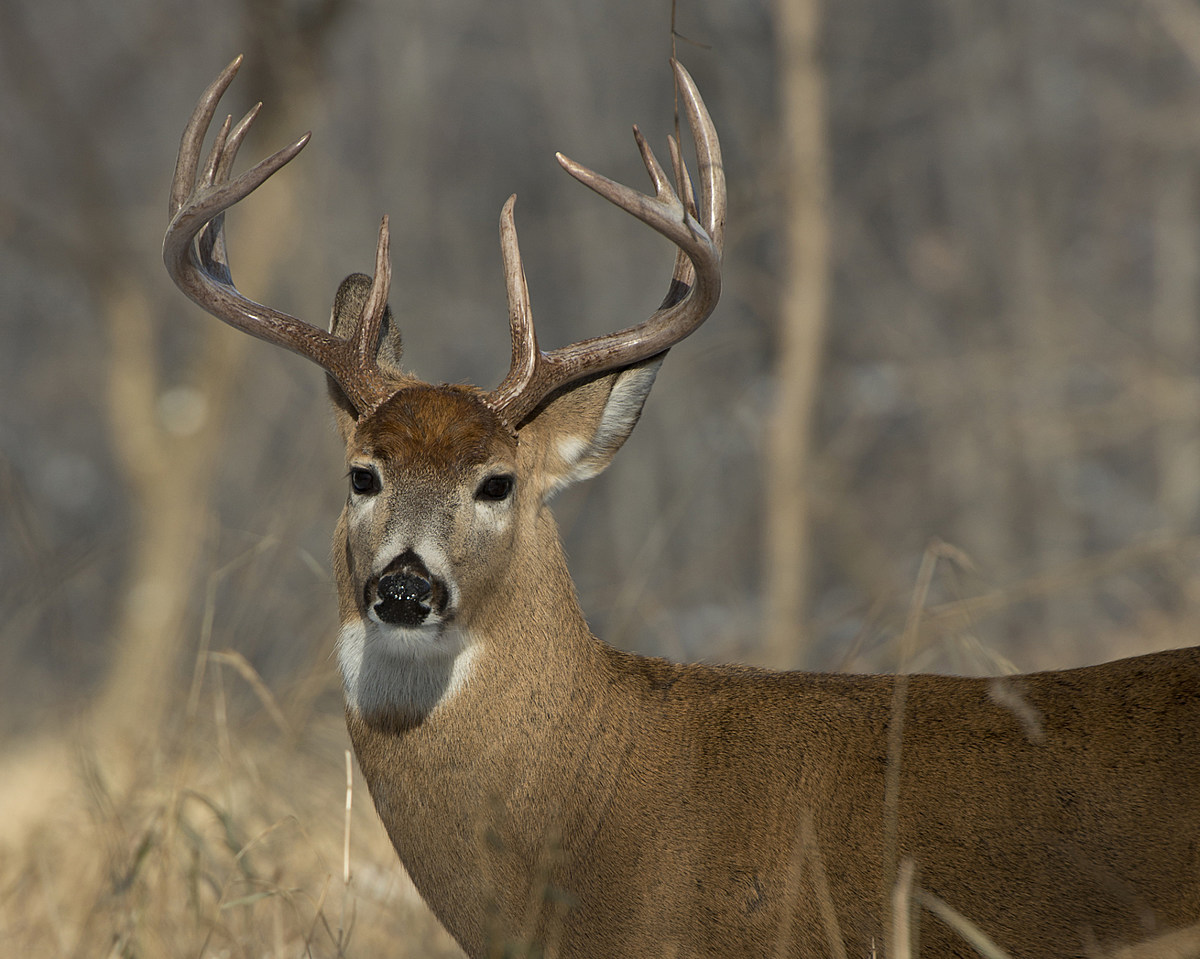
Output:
[{"left": 165, "top": 57, "right": 1200, "bottom": 958}]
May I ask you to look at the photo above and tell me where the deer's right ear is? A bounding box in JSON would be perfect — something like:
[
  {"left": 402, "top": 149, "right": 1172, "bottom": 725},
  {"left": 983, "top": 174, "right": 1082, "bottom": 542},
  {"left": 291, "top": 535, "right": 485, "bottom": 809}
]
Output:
[
  {"left": 517, "top": 355, "right": 663, "bottom": 500},
  {"left": 326, "top": 273, "right": 404, "bottom": 437}
]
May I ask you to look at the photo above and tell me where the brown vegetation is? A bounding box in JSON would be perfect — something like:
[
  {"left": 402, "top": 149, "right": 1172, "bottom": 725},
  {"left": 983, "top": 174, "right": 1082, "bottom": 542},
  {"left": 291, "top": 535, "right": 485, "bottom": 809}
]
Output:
[
  {"left": 0, "top": 658, "right": 465, "bottom": 957},
  {"left": 4, "top": 0, "right": 1200, "bottom": 954}
]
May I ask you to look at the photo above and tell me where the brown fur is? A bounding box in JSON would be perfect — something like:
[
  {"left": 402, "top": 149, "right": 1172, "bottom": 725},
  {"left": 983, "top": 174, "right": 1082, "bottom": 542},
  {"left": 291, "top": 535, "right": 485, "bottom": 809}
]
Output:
[
  {"left": 344, "top": 508, "right": 1200, "bottom": 957},
  {"left": 324, "top": 287, "right": 1200, "bottom": 956},
  {"left": 355, "top": 385, "right": 517, "bottom": 473}
]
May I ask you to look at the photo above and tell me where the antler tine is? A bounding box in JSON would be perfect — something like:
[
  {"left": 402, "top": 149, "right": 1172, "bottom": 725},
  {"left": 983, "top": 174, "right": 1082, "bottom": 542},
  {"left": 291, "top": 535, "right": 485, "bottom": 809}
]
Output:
[
  {"left": 665, "top": 133, "right": 698, "bottom": 298},
  {"left": 485, "top": 60, "right": 725, "bottom": 428},
  {"left": 672, "top": 59, "right": 726, "bottom": 253},
  {"left": 354, "top": 216, "right": 393, "bottom": 369},
  {"left": 195, "top": 104, "right": 261, "bottom": 285},
  {"left": 493, "top": 195, "right": 540, "bottom": 425},
  {"left": 170, "top": 56, "right": 240, "bottom": 219},
  {"left": 164, "top": 57, "right": 398, "bottom": 418}
]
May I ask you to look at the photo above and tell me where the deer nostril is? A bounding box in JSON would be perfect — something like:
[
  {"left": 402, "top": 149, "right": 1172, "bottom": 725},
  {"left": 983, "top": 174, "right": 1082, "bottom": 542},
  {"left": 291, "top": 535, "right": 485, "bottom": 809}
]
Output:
[
  {"left": 384, "top": 571, "right": 431, "bottom": 602},
  {"left": 375, "top": 570, "right": 433, "bottom": 626}
]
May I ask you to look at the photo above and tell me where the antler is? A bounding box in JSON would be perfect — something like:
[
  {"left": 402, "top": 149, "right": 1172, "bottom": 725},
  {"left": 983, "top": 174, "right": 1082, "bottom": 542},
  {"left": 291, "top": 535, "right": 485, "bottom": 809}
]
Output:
[
  {"left": 163, "top": 55, "right": 399, "bottom": 417},
  {"left": 166, "top": 57, "right": 723, "bottom": 429},
  {"left": 486, "top": 59, "right": 726, "bottom": 428}
]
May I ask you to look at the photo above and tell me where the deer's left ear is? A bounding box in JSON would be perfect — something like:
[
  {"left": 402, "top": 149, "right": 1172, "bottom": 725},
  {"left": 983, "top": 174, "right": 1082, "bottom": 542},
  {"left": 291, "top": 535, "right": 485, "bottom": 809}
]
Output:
[
  {"left": 517, "top": 355, "right": 664, "bottom": 500},
  {"left": 326, "top": 272, "right": 406, "bottom": 439}
]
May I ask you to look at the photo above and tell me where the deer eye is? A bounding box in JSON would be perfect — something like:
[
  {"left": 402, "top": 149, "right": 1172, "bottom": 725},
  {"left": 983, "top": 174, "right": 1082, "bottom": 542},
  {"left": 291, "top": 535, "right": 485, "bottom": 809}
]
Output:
[
  {"left": 349, "top": 467, "right": 380, "bottom": 495},
  {"left": 475, "top": 474, "right": 514, "bottom": 502}
]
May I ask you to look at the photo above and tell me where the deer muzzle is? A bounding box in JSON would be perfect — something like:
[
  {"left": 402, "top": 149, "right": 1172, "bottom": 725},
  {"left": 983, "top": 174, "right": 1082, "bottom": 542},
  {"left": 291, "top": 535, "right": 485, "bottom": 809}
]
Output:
[{"left": 369, "top": 551, "right": 449, "bottom": 627}]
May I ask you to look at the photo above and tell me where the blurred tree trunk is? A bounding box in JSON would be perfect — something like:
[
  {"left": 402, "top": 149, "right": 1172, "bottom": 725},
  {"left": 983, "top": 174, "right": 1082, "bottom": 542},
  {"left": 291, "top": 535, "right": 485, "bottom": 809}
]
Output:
[
  {"left": 93, "top": 280, "right": 249, "bottom": 737},
  {"left": 0, "top": 1, "right": 344, "bottom": 848},
  {"left": 0, "top": 0, "right": 330, "bottom": 741},
  {"left": 1152, "top": 160, "right": 1200, "bottom": 531},
  {"left": 764, "top": 0, "right": 831, "bottom": 668}
]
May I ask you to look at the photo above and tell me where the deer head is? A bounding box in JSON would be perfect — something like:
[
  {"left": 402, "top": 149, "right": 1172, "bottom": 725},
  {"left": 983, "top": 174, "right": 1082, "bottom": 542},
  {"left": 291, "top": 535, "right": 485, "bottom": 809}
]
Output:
[{"left": 163, "top": 55, "right": 724, "bottom": 729}]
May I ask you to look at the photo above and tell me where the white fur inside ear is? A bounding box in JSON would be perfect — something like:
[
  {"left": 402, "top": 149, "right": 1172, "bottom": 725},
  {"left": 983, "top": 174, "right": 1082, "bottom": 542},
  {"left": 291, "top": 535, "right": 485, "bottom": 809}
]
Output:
[
  {"left": 575, "top": 360, "right": 661, "bottom": 475},
  {"left": 555, "top": 359, "right": 663, "bottom": 491},
  {"left": 556, "top": 435, "right": 589, "bottom": 469}
]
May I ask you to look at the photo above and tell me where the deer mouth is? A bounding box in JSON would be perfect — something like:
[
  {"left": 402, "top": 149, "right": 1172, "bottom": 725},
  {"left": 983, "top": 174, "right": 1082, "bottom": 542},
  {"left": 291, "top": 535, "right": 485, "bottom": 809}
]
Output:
[{"left": 366, "top": 550, "right": 451, "bottom": 628}]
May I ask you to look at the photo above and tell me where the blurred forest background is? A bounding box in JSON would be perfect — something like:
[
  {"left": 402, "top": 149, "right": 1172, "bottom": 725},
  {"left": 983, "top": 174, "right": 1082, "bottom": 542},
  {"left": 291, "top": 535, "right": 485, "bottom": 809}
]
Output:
[{"left": 2, "top": 0, "right": 1200, "bottom": 954}]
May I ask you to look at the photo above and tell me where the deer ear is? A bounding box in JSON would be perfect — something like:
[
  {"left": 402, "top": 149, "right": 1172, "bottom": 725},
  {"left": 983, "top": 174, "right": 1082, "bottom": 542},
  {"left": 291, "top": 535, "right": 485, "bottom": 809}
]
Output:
[
  {"left": 326, "top": 273, "right": 404, "bottom": 436},
  {"left": 518, "top": 355, "right": 664, "bottom": 499}
]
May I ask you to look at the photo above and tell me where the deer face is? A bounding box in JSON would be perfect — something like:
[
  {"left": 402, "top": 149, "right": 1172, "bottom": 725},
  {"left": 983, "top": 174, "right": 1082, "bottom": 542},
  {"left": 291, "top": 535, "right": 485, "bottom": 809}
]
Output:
[
  {"left": 330, "top": 383, "right": 522, "bottom": 724},
  {"left": 332, "top": 386, "right": 520, "bottom": 700},
  {"left": 329, "top": 359, "right": 665, "bottom": 722}
]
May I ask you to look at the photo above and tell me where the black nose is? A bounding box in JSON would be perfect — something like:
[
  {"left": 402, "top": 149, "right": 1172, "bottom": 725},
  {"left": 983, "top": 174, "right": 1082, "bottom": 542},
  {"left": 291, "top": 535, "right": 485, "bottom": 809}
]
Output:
[{"left": 375, "top": 569, "right": 433, "bottom": 626}]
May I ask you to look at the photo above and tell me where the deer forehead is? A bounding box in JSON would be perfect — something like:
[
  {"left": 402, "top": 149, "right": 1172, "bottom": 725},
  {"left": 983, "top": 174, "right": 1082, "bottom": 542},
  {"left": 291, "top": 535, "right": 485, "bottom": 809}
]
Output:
[{"left": 348, "top": 384, "right": 518, "bottom": 476}]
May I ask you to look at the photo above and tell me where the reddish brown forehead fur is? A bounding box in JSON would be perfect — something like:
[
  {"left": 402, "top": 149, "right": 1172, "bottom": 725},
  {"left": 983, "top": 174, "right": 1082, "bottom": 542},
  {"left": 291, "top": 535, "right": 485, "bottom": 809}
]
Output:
[{"left": 351, "top": 384, "right": 516, "bottom": 470}]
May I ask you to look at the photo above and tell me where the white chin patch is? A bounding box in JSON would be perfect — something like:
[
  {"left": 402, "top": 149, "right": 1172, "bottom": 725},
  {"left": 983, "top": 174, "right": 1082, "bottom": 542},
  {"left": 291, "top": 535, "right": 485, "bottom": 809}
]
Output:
[{"left": 337, "top": 619, "right": 478, "bottom": 719}]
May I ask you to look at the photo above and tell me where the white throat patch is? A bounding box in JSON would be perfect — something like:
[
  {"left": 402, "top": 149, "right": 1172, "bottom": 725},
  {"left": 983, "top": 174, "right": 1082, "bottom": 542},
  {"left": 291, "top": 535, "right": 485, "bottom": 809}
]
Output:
[{"left": 337, "top": 620, "right": 479, "bottom": 719}]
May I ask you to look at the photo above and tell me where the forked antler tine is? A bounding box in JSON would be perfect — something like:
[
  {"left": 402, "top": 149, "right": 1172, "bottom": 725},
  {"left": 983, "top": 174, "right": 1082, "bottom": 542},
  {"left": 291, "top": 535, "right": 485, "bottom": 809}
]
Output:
[
  {"left": 170, "top": 56, "right": 243, "bottom": 218},
  {"left": 199, "top": 103, "right": 263, "bottom": 282},
  {"left": 485, "top": 60, "right": 724, "bottom": 429},
  {"left": 555, "top": 135, "right": 718, "bottom": 322},
  {"left": 171, "top": 133, "right": 311, "bottom": 243},
  {"left": 556, "top": 128, "right": 682, "bottom": 238}
]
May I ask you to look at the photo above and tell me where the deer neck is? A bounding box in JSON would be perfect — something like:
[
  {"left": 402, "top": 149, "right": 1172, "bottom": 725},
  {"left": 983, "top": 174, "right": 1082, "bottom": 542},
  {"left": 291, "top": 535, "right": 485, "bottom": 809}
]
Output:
[
  {"left": 341, "top": 507, "right": 628, "bottom": 946},
  {"left": 341, "top": 504, "right": 609, "bottom": 753}
]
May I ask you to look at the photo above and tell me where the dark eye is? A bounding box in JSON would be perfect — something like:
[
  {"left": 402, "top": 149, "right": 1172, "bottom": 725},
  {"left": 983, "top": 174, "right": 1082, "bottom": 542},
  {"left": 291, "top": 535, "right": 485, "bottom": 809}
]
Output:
[
  {"left": 475, "top": 474, "right": 514, "bottom": 502},
  {"left": 349, "top": 467, "right": 379, "bottom": 495}
]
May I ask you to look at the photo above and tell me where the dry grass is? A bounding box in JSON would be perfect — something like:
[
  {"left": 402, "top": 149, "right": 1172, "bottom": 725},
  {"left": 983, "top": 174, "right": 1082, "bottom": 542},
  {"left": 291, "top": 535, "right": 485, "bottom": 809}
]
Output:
[
  {"left": 0, "top": 663, "right": 464, "bottom": 959},
  {"left": 3, "top": 539, "right": 1198, "bottom": 958}
]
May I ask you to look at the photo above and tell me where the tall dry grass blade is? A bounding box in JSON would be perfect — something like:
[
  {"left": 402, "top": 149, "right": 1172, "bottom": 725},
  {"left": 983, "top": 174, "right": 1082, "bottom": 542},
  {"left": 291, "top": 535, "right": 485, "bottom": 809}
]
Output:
[
  {"left": 770, "top": 808, "right": 808, "bottom": 957},
  {"left": 187, "top": 538, "right": 280, "bottom": 726},
  {"left": 889, "top": 857, "right": 916, "bottom": 959},
  {"left": 303, "top": 873, "right": 332, "bottom": 957},
  {"left": 209, "top": 649, "right": 291, "bottom": 736},
  {"left": 338, "top": 749, "right": 353, "bottom": 954},
  {"left": 915, "top": 886, "right": 1013, "bottom": 959},
  {"left": 882, "top": 543, "right": 940, "bottom": 917},
  {"left": 921, "top": 534, "right": 1196, "bottom": 639},
  {"left": 805, "top": 813, "right": 848, "bottom": 959},
  {"left": 769, "top": 808, "right": 848, "bottom": 958}
]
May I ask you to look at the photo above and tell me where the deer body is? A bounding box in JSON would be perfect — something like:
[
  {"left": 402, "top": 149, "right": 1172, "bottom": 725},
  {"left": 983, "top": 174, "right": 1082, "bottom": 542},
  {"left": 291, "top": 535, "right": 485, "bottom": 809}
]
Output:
[
  {"left": 329, "top": 382, "right": 1200, "bottom": 955},
  {"left": 346, "top": 631, "right": 1200, "bottom": 956},
  {"left": 165, "top": 57, "right": 1200, "bottom": 958}
]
